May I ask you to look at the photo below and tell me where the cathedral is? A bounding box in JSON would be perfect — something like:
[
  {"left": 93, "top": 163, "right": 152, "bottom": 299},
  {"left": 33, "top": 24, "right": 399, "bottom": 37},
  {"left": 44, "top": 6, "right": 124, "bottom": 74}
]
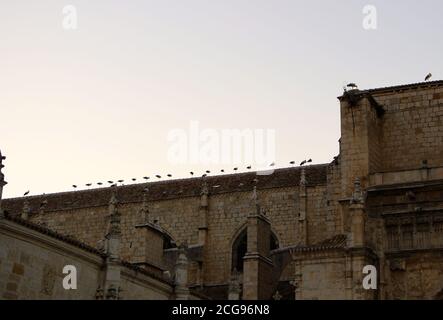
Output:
[{"left": 1, "top": 80, "right": 443, "bottom": 300}]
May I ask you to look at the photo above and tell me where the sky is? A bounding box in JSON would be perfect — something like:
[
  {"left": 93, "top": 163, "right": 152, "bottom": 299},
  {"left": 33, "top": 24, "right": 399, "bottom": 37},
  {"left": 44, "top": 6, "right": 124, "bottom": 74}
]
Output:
[{"left": 1, "top": 0, "right": 442, "bottom": 198}]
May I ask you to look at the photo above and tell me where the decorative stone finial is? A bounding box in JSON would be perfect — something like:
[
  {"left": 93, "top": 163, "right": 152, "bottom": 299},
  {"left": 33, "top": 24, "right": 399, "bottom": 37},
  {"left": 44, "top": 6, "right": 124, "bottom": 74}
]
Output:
[
  {"left": 140, "top": 188, "right": 150, "bottom": 223},
  {"left": 0, "top": 149, "right": 5, "bottom": 171},
  {"left": 200, "top": 179, "right": 209, "bottom": 208},
  {"left": 95, "top": 286, "right": 104, "bottom": 300},
  {"left": 39, "top": 200, "right": 48, "bottom": 214},
  {"left": 351, "top": 177, "right": 364, "bottom": 204},
  {"left": 272, "top": 290, "right": 282, "bottom": 300},
  {"left": 252, "top": 185, "right": 258, "bottom": 203},
  {"left": 300, "top": 167, "right": 307, "bottom": 186},
  {"left": 252, "top": 185, "right": 261, "bottom": 214},
  {"left": 201, "top": 179, "right": 209, "bottom": 196},
  {"left": 0, "top": 149, "right": 7, "bottom": 218},
  {"left": 21, "top": 199, "right": 31, "bottom": 220},
  {"left": 105, "top": 284, "right": 119, "bottom": 300},
  {"left": 105, "top": 188, "right": 121, "bottom": 263},
  {"left": 108, "top": 188, "right": 121, "bottom": 236},
  {"left": 109, "top": 187, "right": 118, "bottom": 211}
]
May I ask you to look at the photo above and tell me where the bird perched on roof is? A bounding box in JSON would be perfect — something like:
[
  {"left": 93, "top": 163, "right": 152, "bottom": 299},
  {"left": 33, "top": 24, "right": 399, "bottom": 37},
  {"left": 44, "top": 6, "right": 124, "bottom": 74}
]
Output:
[
  {"left": 300, "top": 159, "right": 312, "bottom": 166},
  {"left": 23, "top": 190, "right": 30, "bottom": 196},
  {"left": 347, "top": 83, "right": 358, "bottom": 89},
  {"left": 202, "top": 174, "right": 207, "bottom": 178},
  {"left": 425, "top": 73, "right": 432, "bottom": 81}
]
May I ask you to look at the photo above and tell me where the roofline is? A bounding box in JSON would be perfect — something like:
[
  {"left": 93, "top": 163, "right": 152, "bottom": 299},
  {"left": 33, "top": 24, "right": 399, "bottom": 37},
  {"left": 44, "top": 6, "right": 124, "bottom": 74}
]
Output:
[
  {"left": 2, "top": 215, "right": 174, "bottom": 286},
  {"left": 4, "top": 164, "right": 330, "bottom": 202},
  {"left": 338, "top": 80, "right": 443, "bottom": 100},
  {"left": 2, "top": 214, "right": 106, "bottom": 256}
]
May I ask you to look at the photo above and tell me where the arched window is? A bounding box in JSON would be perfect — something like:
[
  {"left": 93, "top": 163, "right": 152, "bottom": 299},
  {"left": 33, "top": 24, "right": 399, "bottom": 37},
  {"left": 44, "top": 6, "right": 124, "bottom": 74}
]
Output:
[{"left": 231, "top": 229, "right": 279, "bottom": 272}]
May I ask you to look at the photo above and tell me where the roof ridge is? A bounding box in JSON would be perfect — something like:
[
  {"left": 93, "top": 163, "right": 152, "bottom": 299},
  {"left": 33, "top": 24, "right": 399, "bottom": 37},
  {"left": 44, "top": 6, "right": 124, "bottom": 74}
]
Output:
[
  {"left": 338, "top": 80, "right": 443, "bottom": 99},
  {"left": 4, "top": 164, "right": 329, "bottom": 201},
  {"left": 2, "top": 165, "right": 329, "bottom": 214}
]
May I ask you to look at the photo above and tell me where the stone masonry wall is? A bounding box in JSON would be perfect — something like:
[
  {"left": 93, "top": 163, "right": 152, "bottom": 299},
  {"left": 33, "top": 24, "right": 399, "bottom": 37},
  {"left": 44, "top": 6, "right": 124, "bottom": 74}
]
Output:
[
  {"left": 22, "top": 183, "right": 336, "bottom": 286},
  {"left": 371, "top": 86, "right": 443, "bottom": 172},
  {"left": 297, "top": 255, "right": 347, "bottom": 300},
  {"left": 0, "top": 221, "right": 102, "bottom": 299},
  {"left": 387, "top": 251, "right": 443, "bottom": 300},
  {"left": 0, "top": 219, "right": 174, "bottom": 300}
]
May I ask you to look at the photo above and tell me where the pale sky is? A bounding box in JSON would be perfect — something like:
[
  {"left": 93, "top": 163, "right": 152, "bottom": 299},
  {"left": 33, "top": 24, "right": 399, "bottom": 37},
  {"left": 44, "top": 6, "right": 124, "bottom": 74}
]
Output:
[{"left": 1, "top": 0, "right": 442, "bottom": 198}]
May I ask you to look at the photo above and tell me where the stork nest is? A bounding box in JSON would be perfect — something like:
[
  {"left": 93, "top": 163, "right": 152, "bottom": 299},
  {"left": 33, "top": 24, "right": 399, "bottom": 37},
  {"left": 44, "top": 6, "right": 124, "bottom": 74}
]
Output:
[{"left": 342, "top": 90, "right": 385, "bottom": 117}]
